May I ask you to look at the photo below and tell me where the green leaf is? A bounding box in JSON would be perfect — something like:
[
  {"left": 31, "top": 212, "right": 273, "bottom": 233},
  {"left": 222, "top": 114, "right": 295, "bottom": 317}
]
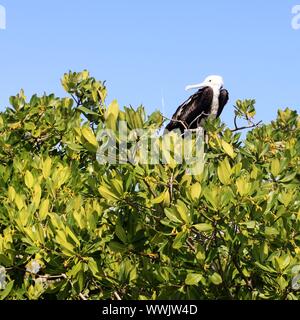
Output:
[
  {"left": 0, "top": 254, "right": 12, "bottom": 266},
  {"left": 193, "top": 223, "right": 213, "bottom": 232},
  {"left": 106, "top": 100, "right": 119, "bottom": 130},
  {"left": 77, "top": 106, "right": 99, "bottom": 116},
  {"left": 39, "top": 199, "right": 49, "bottom": 221},
  {"left": 66, "top": 226, "right": 81, "bottom": 247},
  {"left": 25, "top": 170, "right": 34, "bottom": 189},
  {"left": 0, "top": 281, "right": 14, "bottom": 300},
  {"left": 56, "top": 230, "right": 75, "bottom": 256},
  {"left": 265, "top": 227, "right": 279, "bottom": 236},
  {"left": 82, "top": 127, "right": 98, "bottom": 146},
  {"left": 115, "top": 224, "right": 127, "bottom": 244},
  {"left": 259, "top": 242, "right": 269, "bottom": 262},
  {"left": 236, "top": 177, "right": 251, "bottom": 196},
  {"left": 42, "top": 158, "right": 52, "bottom": 179},
  {"left": 8, "top": 186, "right": 16, "bottom": 202},
  {"left": 33, "top": 184, "right": 42, "bottom": 208},
  {"left": 106, "top": 100, "right": 119, "bottom": 120},
  {"left": 98, "top": 185, "right": 119, "bottom": 201},
  {"left": 277, "top": 276, "right": 288, "bottom": 291},
  {"left": 190, "top": 183, "right": 202, "bottom": 200},
  {"left": 278, "top": 191, "right": 294, "bottom": 207},
  {"left": 275, "top": 255, "right": 291, "bottom": 271},
  {"left": 280, "top": 172, "right": 297, "bottom": 183},
  {"left": 164, "top": 208, "right": 183, "bottom": 224},
  {"left": 88, "top": 258, "right": 101, "bottom": 279},
  {"left": 14, "top": 194, "right": 25, "bottom": 211},
  {"left": 66, "top": 142, "right": 83, "bottom": 151},
  {"left": 185, "top": 273, "right": 203, "bottom": 286},
  {"left": 109, "top": 241, "right": 127, "bottom": 253},
  {"left": 217, "top": 158, "right": 232, "bottom": 185},
  {"left": 67, "top": 262, "right": 82, "bottom": 278},
  {"left": 172, "top": 230, "right": 188, "bottom": 249},
  {"left": 151, "top": 192, "right": 165, "bottom": 204},
  {"left": 254, "top": 262, "right": 277, "bottom": 273},
  {"left": 210, "top": 272, "right": 222, "bottom": 285},
  {"left": 241, "top": 221, "right": 256, "bottom": 229},
  {"left": 271, "top": 158, "right": 280, "bottom": 176},
  {"left": 176, "top": 200, "right": 191, "bottom": 224},
  {"left": 221, "top": 140, "right": 236, "bottom": 159}
]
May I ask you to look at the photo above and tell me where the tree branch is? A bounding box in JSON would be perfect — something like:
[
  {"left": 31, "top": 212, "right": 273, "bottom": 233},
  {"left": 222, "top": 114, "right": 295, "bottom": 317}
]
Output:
[
  {"left": 163, "top": 116, "right": 188, "bottom": 131},
  {"left": 114, "top": 291, "right": 122, "bottom": 300},
  {"left": 231, "top": 120, "right": 262, "bottom": 132}
]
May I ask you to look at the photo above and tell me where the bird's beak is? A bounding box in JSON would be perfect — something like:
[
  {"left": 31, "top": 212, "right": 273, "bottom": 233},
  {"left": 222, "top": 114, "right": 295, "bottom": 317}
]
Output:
[{"left": 185, "top": 82, "right": 206, "bottom": 91}]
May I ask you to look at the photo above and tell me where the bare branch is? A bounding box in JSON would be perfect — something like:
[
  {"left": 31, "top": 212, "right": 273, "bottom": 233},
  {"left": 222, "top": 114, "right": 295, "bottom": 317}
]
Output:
[
  {"left": 36, "top": 273, "right": 67, "bottom": 280},
  {"left": 79, "top": 293, "right": 88, "bottom": 300},
  {"left": 188, "top": 111, "right": 209, "bottom": 129},
  {"left": 114, "top": 291, "right": 122, "bottom": 300},
  {"left": 186, "top": 238, "right": 196, "bottom": 252},
  {"left": 162, "top": 116, "right": 188, "bottom": 131},
  {"left": 234, "top": 114, "right": 238, "bottom": 130},
  {"left": 231, "top": 120, "right": 262, "bottom": 133},
  {"left": 168, "top": 173, "right": 174, "bottom": 202}
]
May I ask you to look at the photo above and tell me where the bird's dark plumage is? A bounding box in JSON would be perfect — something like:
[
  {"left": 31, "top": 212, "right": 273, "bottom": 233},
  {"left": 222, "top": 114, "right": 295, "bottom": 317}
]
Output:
[
  {"left": 165, "top": 87, "right": 229, "bottom": 133},
  {"left": 217, "top": 89, "right": 229, "bottom": 118}
]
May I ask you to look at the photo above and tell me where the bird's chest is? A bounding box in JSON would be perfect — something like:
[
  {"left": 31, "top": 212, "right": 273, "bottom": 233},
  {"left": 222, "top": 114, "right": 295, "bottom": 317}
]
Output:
[{"left": 210, "top": 92, "right": 220, "bottom": 116}]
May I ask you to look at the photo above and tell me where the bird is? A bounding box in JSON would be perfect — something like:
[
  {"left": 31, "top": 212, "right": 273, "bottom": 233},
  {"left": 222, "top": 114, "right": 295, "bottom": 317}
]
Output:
[{"left": 165, "top": 75, "right": 229, "bottom": 133}]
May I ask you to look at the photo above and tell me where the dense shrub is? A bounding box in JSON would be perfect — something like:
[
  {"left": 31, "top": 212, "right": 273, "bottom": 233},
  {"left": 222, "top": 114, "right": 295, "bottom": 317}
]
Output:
[{"left": 0, "top": 71, "right": 299, "bottom": 300}]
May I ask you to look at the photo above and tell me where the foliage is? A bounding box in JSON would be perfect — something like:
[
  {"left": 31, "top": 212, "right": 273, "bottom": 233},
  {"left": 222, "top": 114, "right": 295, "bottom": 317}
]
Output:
[{"left": 0, "top": 71, "right": 299, "bottom": 300}]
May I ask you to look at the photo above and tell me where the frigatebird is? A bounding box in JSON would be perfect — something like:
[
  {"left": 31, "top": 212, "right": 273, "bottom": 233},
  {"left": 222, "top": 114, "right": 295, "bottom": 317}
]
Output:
[{"left": 165, "top": 75, "right": 229, "bottom": 133}]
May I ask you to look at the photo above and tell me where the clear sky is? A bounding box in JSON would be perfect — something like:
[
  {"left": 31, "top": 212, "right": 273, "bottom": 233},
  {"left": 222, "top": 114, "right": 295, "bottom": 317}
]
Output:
[{"left": 0, "top": 0, "right": 299, "bottom": 128}]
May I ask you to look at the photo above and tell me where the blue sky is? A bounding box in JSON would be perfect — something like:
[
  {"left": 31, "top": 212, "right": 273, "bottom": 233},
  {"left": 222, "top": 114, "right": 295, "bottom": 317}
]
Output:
[{"left": 0, "top": 1, "right": 299, "bottom": 128}]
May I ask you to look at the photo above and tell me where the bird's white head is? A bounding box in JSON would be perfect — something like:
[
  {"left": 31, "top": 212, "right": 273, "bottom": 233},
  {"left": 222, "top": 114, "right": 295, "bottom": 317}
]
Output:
[{"left": 185, "top": 75, "right": 224, "bottom": 91}]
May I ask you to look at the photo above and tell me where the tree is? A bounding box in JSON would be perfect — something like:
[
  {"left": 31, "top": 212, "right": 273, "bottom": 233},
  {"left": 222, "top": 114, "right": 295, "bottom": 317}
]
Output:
[{"left": 0, "top": 71, "right": 299, "bottom": 300}]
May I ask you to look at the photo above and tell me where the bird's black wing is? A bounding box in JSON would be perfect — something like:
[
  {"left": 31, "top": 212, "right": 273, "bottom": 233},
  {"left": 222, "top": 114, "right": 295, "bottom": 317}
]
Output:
[
  {"left": 217, "top": 89, "right": 229, "bottom": 118},
  {"left": 165, "top": 87, "right": 213, "bottom": 132}
]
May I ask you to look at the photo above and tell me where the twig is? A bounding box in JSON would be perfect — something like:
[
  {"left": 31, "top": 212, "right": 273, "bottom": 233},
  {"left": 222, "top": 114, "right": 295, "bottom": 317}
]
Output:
[
  {"left": 231, "top": 120, "right": 262, "bottom": 133},
  {"left": 232, "top": 255, "right": 253, "bottom": 290},
  {"left": 186, "top": 238, "right": 196, "bottom": 252},
  {"left": 114, "top": 291, "right": 122, "bottom": 300},
  {"left": 70, "top": 94, "right": 79, "bottom": 106},
  {"left": 163, "top": 116, "right": 188, "bottom": 131},
  {"left": 79, "top": 293, "right": 88, "bottom": 300},
  {"left": 37, "top": 273, "right": 67, "bottom": 280},
  {"left": 217, "top": 253, "right": 234, "bottom": 299},
  {"left": 234, "top": 115, "right": 238, "bottom": 130},
  {"left": 168, "top": 173, "right": 174, "bottom": 202},
  {"left": 188, "top": 111, "right": 209, "bottom": 129}
]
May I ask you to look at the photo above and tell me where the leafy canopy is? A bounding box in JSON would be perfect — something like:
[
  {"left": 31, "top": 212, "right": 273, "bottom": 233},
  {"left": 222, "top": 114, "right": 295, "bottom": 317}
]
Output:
[{"left": 0, "top": 71, "right": 299, "bottom": 300}]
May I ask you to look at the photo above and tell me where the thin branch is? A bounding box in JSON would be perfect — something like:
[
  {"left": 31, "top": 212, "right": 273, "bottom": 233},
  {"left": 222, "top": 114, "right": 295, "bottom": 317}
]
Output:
[
  {"left": 37, "top": 273, "right": 67, "bottom": 280},
  {"left": 70, "top": 94, "right": 79, "bottom": 106},
  {"left": 196, "top": 208, "right": 215, "bottom": 223},
  {"left": 168, "top": 173, "right": 174, "bottom": 202},
  {"left": 186, "top": 238, "right": 196, "bottom": 252},
  {"left": 163, "top": 116, "right": 188, "bottom": 131},
  {"left": 231, "top": 120, "right": 262, "bottom": 133},
  {"left": 188, "top": 111, "right": 209, "bottom": 129},
  {"left": 114, "top": 291, "right": 122, "bottom": 300},
  {"left": 234, "top": 114, "right": 238, "bottom": 130},
  {"left": 216, "top": 253, "right": 234, "bottom": 299},
  {"left": 79, "top": 293, "right": 88, "bottom": 300},
  {"left": 232, "top": 254, "right": 253, "bottom": 290}
]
